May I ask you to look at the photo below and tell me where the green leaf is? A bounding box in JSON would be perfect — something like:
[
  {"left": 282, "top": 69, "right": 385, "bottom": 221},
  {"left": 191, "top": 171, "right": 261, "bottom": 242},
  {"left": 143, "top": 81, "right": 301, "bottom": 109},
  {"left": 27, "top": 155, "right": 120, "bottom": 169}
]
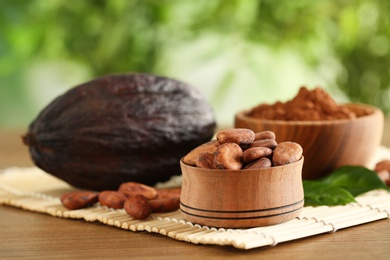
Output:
[
  {"left": 320, "top": 166, "right": 390, "bottom": 197},
  {"left": 303, "top": 180, "right": 356, "bottom": 206}
]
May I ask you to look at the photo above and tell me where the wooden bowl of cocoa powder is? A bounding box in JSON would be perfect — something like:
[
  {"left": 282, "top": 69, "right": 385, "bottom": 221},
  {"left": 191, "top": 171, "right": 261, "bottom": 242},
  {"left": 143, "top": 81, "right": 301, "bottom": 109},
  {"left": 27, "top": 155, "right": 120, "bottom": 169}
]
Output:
[
  {"left": 234, "top": 87, "right": 384, "bottom": 180},
  {"left": 179, "top": 157, "right": 304, "bottom": 228}
]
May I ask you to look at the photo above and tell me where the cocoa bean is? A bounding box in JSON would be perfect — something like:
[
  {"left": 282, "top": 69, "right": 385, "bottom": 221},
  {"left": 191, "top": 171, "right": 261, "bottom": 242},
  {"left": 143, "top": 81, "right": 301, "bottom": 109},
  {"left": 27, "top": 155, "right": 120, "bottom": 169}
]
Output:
[
  {"left": 272, "top": 142, "right": 303, "bottom": 166},
  {"left": 195, "top": 152, "right": 215, "bottom": 169},
  {"left": 250, "top": 139, "right": 278, "bottom": 150},
  {"left": 149, "top": 197, "right": 180, "bottom": 213},
  {"left": 254, "top": 131, "right": 276, "bottom": 141},
  {"left": 376, "top": 170, "right": 390, "bottom": 186},
  {"left": 375, "top": 160, "right": 390, "bottom": 172},
  {"left": 242, "top": 147, "right": 273, "bottom": 164},
  {"left": 213, "top": 143, "right": 243, "bottom": 170},
  {"left": 156, "top": 188, "right": 181, "bottom": 199},
  {"left": 216, "top": 128, "right": 255, "bottom": 145},
  {"left": 60, "top": 191, "right": 99, "bottom": 210},
  {"left": 182, "top": 140, "right": 220, "bottom": 166},
  {"left": 118, "top": 182, "right": 157, "bottom": 200},
  {"left": 244, "top": 157, "right": 272, "bottom": 169},
  {"left": 98, "top": 191, "right": 127, "bottom": 209},
  {"left": 124, "top": 194, "right": 153, "bottom": 220}
]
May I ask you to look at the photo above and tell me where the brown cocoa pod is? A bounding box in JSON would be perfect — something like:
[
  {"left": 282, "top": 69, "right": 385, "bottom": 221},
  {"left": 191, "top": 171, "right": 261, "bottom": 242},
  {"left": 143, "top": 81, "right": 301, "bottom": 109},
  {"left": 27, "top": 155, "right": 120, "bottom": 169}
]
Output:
[
  {"left": 149, "top": 197, "right": 180, "bottom": 213},
  {"left": 124, "top": 194, "right": 153, "bottom": 220},
  {"left": 182, "top": 140, "right": 220, "bottom": 166},
  {"left": 216, "top": 128, "right": 255, "bottom": 146},
  {"left": 254, "top": 131, "right": 276, "bottom": 141},
  {"left": 272, "top": 142, "right": 303, "bottom": 166},
  {"left": 60, "top": 191, "right": 99, "bottom": 210},
  {"left": 375, "top": 160, "right": 390, "bottom": 172},
  {"left": 195, "top": 152, "right": 215, "bottom": 169},
  {"left": 98, "top": 191, "right": 127, "bottom": 209},
  {"left": 213, "top": 143, "right": 243, "bottom": 170},
  {"left": 242, "top": 147, "right": 273, "bottom": 164},
  {"left": 118, "top": 182, "right": 158, "bottom": 200},
  {"left": 244, "top": 157, "right": 272, "bottom": 169},
  {"left": 22, "top": 73, "right": 216, "bottom": 191},
  {"left": 250, "top": 139, "right": 278, "bottom": 150},
  {"left": 156, "top": 188, "right": 181, "bottom": 199}
]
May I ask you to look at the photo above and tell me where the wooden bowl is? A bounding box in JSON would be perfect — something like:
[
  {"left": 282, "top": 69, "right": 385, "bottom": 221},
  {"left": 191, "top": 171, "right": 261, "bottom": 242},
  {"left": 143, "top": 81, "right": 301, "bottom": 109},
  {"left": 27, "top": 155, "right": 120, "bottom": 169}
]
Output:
[
  {"left": 234, "top": 103, "right": 384, "bottom": 180},
  {"left": 179, "top": 157, "right": 304, "bottom": 228}
]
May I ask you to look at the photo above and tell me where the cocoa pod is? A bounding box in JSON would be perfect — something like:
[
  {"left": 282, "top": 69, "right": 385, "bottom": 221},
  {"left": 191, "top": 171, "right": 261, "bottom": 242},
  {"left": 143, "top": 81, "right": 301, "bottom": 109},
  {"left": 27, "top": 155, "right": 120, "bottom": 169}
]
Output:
[
  {"left": 60, "top": 191, "right": 99, "bottom": 210},
  {"left": 118, "top": 182, "right": 157, "bottom": 200},
  {"left": 22, "top": 73, "right": 216, "bottom": 191},
  {"left": 98, "top": 191, "right": 127, "bottom": 209},
  {"left": 272, "top": 142, "right": 303, "bottom": 166},
  {"left": 124, "top": 194, "right": 153, "bottom": 220}
]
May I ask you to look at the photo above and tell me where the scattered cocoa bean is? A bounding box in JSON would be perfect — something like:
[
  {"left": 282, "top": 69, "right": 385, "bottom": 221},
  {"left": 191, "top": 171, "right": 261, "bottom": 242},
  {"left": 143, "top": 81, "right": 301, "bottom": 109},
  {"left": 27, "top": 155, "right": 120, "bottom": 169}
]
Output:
[
  {"left": 213, "top": 143, "right": 243, "bottom": 170},
  {"left": 374, "top": 160, "right": 390, "bottom": 186},
  {"left": 118, "top": 182, "right": 158, "bottom": 200},
  {"left": 124, "top": 194, "right": 153, "bottom": 220},
  {"left": 98, "top": 191, "right": 127, "bottom": 209},
  {"left": 272, "top": 142, "right": 303, "bottom": 166},
  {"left": 149, "top": 197, "right": 180, "bottom": 213},
  {"left": 374, "top": 160, "right": 390, "bottom": 172},
  {"left": 195, "top": 152, "right": 215, "bottom": 169},
  {"left": 376, "top": 170, "right": 390, "bottom": 186},
  {"left": 182, "top": 140, "right": 220, "bottom": 166},
  {"left": 156, "top": 188, "right": 181, "bottom": 199},
  {"left": 216, "top": 128, "right": 255, "bottom": 145},
  {"left": 244, "top": 157, "right": 272, "bottom": 169},
  {"left": 60, "top": 191, "right": 99, "bottom": 210},
  {"left": 242, "top": 147, "right": 273, "bottom": 164}
]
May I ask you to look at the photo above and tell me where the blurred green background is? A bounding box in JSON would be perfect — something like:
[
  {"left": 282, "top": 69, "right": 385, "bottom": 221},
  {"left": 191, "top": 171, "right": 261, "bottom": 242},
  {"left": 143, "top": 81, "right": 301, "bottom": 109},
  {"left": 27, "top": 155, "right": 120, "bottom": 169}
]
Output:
[{"left": 1, "top": 0, "right": 390, "bottom": 129}]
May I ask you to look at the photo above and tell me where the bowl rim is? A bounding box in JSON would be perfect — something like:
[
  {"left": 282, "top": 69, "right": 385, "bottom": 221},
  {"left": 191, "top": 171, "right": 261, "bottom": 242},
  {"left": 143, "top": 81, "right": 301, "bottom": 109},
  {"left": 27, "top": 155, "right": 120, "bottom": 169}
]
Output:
[
  {"left": 180, "top": 156, "right": 304, "bottom": 173},
  {"left": 235, "top": 102, "right": 383, "bottom": 126}
]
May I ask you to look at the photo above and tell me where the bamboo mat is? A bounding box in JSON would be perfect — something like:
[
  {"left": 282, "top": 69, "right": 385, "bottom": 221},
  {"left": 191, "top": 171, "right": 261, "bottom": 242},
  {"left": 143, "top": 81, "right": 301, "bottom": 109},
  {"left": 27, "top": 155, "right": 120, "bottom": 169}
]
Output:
[{"left": 1, "top": 146, "right": 390, "bottom": 250}]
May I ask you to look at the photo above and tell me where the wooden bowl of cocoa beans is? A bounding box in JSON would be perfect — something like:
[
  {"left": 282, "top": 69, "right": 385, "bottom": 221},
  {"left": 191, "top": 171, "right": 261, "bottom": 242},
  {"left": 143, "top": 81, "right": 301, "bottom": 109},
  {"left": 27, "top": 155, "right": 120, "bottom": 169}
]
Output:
[
  {"left": 234, "top": 87, "right": 384, "bottom": 180},
  {"left": 179, "top": 128, "right": 304, "bottom": 228}
]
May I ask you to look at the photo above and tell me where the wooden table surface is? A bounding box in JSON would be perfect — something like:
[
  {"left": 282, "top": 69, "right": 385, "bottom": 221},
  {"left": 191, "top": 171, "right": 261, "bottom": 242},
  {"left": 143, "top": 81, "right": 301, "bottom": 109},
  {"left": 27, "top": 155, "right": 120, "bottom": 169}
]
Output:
[{"left": 1, "top": 128, "right": 390, "bottom": 259}]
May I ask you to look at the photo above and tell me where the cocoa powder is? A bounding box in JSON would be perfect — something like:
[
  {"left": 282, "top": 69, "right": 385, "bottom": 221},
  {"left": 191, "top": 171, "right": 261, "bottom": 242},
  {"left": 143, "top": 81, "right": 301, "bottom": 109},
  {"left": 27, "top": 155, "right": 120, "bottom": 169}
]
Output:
[{"left": 248, "top": 87, "right": 372, "bottom": 121}]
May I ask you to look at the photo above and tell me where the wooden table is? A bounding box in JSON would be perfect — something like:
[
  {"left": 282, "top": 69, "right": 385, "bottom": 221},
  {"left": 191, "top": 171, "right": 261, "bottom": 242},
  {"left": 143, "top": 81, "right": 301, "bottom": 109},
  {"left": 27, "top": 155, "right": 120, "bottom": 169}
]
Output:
[{"left": 1, "top": 129, "right": 390, "bottom": 259}]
